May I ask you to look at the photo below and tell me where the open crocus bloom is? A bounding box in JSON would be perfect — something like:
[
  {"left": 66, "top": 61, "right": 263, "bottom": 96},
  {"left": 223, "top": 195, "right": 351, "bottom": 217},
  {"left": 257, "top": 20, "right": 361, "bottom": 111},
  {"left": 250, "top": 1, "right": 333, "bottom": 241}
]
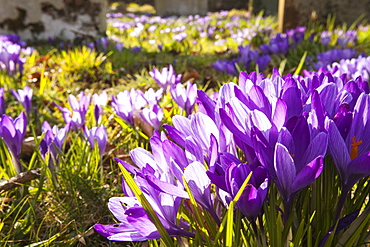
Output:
[
  {"left": 0, "top": 112, "right": 27, "bottom": 173},
  {"left": 327, "top": 93, "right": 370, "bottom": 191},
  {"left": 12, "top": 86, "right": 33, "bottom": 115}
]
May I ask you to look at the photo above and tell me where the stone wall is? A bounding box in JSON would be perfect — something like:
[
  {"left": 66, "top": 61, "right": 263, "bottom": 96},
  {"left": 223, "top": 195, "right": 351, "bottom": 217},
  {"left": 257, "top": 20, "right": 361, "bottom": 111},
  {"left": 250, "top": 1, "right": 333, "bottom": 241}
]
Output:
[
  {"left": 109, "top": 0, "right": 250, "bottom": 12},
  {"left": 0, "top": 0, "right": 108, "bottom": 40},
  {"left": 294, "top": 0, "right": 370, "bottom": 26},
  {"left": 155, "top": 0, "right": 208, "bottom": 16}
]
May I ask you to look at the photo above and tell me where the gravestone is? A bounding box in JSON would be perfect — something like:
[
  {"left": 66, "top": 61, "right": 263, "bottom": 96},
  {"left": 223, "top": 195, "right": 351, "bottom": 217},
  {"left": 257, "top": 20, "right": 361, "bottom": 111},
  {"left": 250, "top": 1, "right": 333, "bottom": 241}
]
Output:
[
  {"left": 261, "top": 0, "right": 370, "bottom": 32},
  {"left": 155, "top": 0, "right": 208, "bottom": 16},
  {"left": 0, "top": 0, "right": 108, "bottom": 40}
]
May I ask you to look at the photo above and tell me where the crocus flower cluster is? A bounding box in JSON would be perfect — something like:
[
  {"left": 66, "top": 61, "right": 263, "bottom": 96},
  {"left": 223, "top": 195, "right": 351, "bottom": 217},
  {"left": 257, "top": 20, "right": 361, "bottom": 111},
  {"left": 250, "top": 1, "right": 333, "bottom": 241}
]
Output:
[
  {"left": 150, "top": 65, "right": 198, "bottom": 116},
  {"left": 213, "top": 27, "right": 306, "bottom": 75},
  {"left": 112, "top": 87, "right": 164, "bottom": 132},
  {"left": 56, "top": 92, "right": 91, "bottom": 130},
  {"left": 313, "top": 48, "right": 359, "bottom": 70},
  {"left": 106, "top": 10, "right": 275, "bottom": 54},
  {"left": 214, "top": 27, "right": 360, "bottom": 76},
  {"left": 0, "top": 34, "right": 30, "bottom": 76},
  {"left": 84, "top": 125, "right": 108, "bottom": 157},
  {"left": 305, "top": 55, "right": 370, "bottom": 82},
  {"left": 320, "top": 30, "right": 357, "bottom": 47},
  {"left": 97, "top": 68, "right": 370, "bottom": 242},
  {"left": 40, "top": 121, "right": 69, "bottom": 168},
  {"left": 149, "top": 65, "right": 182, "bottom": 92}
]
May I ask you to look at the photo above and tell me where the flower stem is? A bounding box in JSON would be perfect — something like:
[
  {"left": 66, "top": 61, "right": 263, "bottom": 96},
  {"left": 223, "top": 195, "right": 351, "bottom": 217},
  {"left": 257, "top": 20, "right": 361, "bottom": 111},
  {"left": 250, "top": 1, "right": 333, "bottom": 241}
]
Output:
[{"left": 334, "top": 187, "right": 349, "bottom": 221}]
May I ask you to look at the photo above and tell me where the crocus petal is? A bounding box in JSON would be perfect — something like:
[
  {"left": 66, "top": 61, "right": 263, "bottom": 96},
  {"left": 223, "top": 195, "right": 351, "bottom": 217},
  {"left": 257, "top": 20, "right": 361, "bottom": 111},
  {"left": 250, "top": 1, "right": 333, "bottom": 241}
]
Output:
[
  {"left": 311, "top": 90, "right": 326, "bottom": 131},
  {"left": 94, "top": 223, "right": 145, "bottom": 240},
  {"left": 327, "top": 120, "right": 351, "bottom": 178},
  {"left": 129, "top": 147, "right": 157, "bottom": 170},
  {"left": 238, "top": 184, "right": 263, "bottom": 220},
  {"left": 185, "top": 137, "right": 204, "bottom": 164},
  {"left": 299, "top": 132, "right": 328, "bottom": 173},
  {"left": 345, "top": 151, "right": 370, "bottom": 188},
  {"left": 184, "top": 161, "right": 212, "bottom": 208},
  {"left": 272, "top": 99, "right": 287, "bottom": 130},
  {"left": 291, "top": 156, "right": 323, "bottom": 193},
  {"left": 248, "top": 85, "right": 272, "bottom": 118},
  {"left": 115, "top": 158, "right": 140, "bottom": 174},
  {"left": 316, "top": 82, "right": 338, "bottom": 117},
  {"left": 191, "top": 112, "right": 219, "bottom": 152},
  {"left": 126, "top": 206, "right": 165, "bottom": 238},
  {"left": 219, "top": 108, "right": 250, "bottom": 144},
  {"left": 108, "top": 197, "right": 140, "bottom": 223},
  {"left": 281, "top": 86, "right": 302, "bottom": 119},
  {"left": 163, "top": 124, "right": 186, "bottom": 147},
  {"left": 288, "top": 116, "right": 310, "bottom": 165},
  {"left": 172, "top": 115, "right": 193, "bottom": 137},
  {"left": 145, "top": 175, "right": 189, "bottom": 199},
  {"left": 197, "top": 90, "right": 216, "bottom": 120},
  {"left": 274, "top": 143, "right": 296, "bottom": 201}
]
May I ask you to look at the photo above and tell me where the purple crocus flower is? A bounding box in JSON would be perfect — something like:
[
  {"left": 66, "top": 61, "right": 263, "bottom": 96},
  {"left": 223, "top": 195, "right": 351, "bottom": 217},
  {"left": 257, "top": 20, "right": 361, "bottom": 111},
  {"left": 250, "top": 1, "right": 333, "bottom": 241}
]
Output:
[
  {"left": 262, "top": 33, "right": 289, "bottom": 55},
  {"left": 140, "top": 104, "right": 164, "bottom": 131},
  {"left": 0, "top": 42, "right": 23, "bottom": 76},
  {"left": 0, "top": 112, "right": 27, "bottom": 173},
  {"left": 314, "top": 48, "right": 358, "bottom": 70},
  {"left": 56, "top": 92, "right": 91, "bottom": 130},
  {"left": 95, "top": 148, "right": 195, "bottom": 241},
  {"left": 320, "top": 31, "right": 331, "bottom": 46},
  {"left": 286, "top": 26, "right": 306, "bottom": 44},
  {"left": 224, "top": 161, "right": 269, "bottom": 221},
  {"left": 40, "top": 121, "right": 69, "bottom": 168},
  {"left": 11, "top": 86, "right": 33, "bottom": 115},
  {"left": 92, "top": 91, "right": 108, "bottom": 125},
  {"left": 170, "top": 81, "right": 197, "bottom": 115},
  {"left": 238, "top": 45, "right": 259, "bottom": 70},
  {"left": 131, "top": 46, "right": 142, "bottom": 53},
  {"left": 256, "top": 55, "right": 271, "bottom": 71},
  {"left": 184, "top": 161, "right": 219, "bottom": 223},
  {"left": 112, "top": 89, "right": 147, "bottom": 126},
  {"left": 173, "top": 32, "right": 187, "bottom": 42},
  {"left": 212, "top": 60, "right": 238, "bottom": 76},
  {"left": 149, "top": 65, "right": 182, "bottom": 92},
  {"left": 94, "top": 194, "right": 193, "bottom": 241},
  {"left": 274, "top": 142, "right": 324, "bottom": 221},
  {"left": 115, "top": 42, "right": 124, "bottom": 52},
  {"left": 100, "top": 37, "right": 109, "bottom": 52},
  {"left": 84, "top": 125, "right": 107, "bottom": 157},
  {"left": 327, "top": 93, "right": 370, "bottom": 191}
]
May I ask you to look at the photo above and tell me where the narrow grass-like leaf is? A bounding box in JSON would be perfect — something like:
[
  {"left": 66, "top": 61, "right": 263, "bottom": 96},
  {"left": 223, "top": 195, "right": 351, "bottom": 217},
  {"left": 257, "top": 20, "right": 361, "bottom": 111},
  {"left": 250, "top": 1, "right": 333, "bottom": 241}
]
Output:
[
  {"left": 293, "top": 51, "right": 307, "bottom": 75},
  {"left": 213, "top": 208, "right": 228, "bottom": 245},
  {"left": 118, "top": 163, "right": 174, "bottom": 247},
  {"left": 182, "top": 177, "right": 213, "bottom": 247},
  {"left": 292, "top": 219, "right": 305, "bottom": 246},
  {"left": 324, "top": 222, "right": 338, "bottom": 247},
  {"left": 336, "top": 206, "right": 370, "bottom": 246},
  {"left": 226, "top": 201, "right": 235, "bottom": 247},
  {"left": 24, "top": 232, "right": 61, "bottom": 247},
  {"left": 278, "top": 59, "right": 287, "bottom": 75},
  {"left": 226, "top": 172, "right": 252, "bottom": 247}
]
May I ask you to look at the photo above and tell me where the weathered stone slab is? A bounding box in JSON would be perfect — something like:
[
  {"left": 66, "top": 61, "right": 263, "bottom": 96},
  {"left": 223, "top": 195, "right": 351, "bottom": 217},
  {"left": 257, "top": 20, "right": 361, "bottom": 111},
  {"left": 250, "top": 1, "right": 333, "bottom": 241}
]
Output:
[
  {"left": 0, "top": 0, "right": 108, "bottom": 40},
  {"left": 155, "top": 0, "right": 208, "bottom": 16},
  {"left": 258, "top": 0, "right": 370, "bottom": 31}
]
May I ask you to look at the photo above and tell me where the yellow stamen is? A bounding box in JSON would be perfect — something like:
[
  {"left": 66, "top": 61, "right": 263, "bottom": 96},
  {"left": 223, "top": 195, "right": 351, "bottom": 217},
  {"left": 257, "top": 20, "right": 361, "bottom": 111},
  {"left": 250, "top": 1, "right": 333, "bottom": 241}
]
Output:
[{"left": 350, "top": 136, "right": 362, "bottom": 160}]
